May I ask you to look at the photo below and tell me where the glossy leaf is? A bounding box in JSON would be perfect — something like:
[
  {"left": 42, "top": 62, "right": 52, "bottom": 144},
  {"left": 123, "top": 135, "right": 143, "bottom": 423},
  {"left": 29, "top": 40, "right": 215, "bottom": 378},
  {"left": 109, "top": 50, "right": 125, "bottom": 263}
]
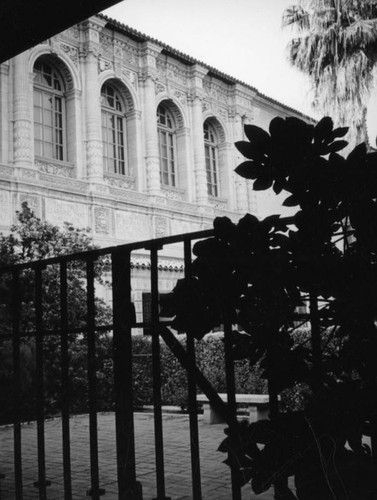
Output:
[
  {"left": 244, "top": 124, "right": 271, "bottom": 151},
  {"left": 234, "top": 161, "right": 260, "bottom": 179}
]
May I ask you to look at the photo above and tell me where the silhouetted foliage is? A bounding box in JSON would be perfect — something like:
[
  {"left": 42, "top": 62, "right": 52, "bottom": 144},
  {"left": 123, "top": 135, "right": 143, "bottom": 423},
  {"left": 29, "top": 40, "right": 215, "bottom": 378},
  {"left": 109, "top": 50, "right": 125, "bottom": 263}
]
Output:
[{"left": 163, "top": 116, "right": 377, "bottom": 499}]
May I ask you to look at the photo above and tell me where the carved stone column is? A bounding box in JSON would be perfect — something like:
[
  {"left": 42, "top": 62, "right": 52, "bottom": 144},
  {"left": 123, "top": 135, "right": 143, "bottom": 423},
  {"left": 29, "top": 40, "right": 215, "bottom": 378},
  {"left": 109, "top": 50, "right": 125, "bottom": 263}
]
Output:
[
  {"left": 82, "top": 19, "right": 106, "bottom": 183},
  {"left": 189, "top": 65, "right": 208, "bottom": 205},
  {"left": 140, "top": 42, "right": 161, "bottom": 195},
  {"left": 0, "top": 62, "right": 10, "bottom": 164},
  {"left": 190, "top": 91, "right": 208, "bottom": 204},
  {"left": 13, "top": 52, "right": 33, "bottom": 168},
  {"left": 233, "top": 111, "right": 249, "bottom": 213}
]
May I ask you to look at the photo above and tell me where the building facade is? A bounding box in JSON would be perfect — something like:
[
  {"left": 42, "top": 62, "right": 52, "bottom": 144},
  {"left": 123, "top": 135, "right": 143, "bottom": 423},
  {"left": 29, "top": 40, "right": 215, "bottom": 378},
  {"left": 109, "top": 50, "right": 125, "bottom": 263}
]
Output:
[{"left": 0, "top": 14, "right": 312, "bottom": 325}]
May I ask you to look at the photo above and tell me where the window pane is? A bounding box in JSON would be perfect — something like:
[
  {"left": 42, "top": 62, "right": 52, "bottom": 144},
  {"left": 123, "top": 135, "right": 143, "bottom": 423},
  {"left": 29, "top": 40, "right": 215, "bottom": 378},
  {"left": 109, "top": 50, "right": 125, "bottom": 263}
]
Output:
[
  {"left": 44, "top": 142, "right": 53, "bottom": 158},
  {"left": 35, "top": 140, "right": 42, "bottom": 157}
]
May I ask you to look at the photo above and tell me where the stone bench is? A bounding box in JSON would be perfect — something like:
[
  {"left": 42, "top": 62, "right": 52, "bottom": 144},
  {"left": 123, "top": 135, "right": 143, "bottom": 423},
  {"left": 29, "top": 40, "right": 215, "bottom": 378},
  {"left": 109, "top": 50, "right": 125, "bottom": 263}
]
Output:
[{"left": 196, "top": 393, "right": 271, "bottom": 424}]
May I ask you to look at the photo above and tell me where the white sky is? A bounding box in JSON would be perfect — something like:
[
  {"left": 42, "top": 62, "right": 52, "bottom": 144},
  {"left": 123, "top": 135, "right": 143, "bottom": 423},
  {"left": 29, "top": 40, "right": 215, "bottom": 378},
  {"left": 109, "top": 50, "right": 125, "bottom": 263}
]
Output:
[{"left": 102, "top": 0, "right": 318, "bottom": 118}]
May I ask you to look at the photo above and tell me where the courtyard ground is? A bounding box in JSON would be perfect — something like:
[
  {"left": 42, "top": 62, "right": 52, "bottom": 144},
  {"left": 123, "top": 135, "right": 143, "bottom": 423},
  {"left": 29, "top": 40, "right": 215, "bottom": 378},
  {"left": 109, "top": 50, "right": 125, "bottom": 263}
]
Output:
[{"left": 0, "top": 412, "right": 278, "bottom": 499}]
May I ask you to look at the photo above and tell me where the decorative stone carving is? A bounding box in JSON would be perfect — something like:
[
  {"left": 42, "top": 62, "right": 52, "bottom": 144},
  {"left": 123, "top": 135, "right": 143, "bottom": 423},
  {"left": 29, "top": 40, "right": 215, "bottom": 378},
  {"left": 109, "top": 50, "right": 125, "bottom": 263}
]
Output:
[
  {"left": 40, "top": 174, "right": 88, "bottom": 192},
  {"left": 208, "top": 196, "right": 228, "bottom": 209},
  {"left": 98, "top": 58, "right": 113, "bottom": 73},
  {"left": 104, "top": 174, "right": 135, "bottom": 190},
  {"left": 122, "top": 69, "right": 138, "bottom": 89},
  {"left": 218, "top": 107, "right": 228, "bottom": 121},
  {"left": 202, "top": 101, "right": 210, "bottom": 112},
  {"left": 203, "top": 78, "right": 211, "bottom": 96},
  {"left": 123, "top": 44, "right": 139, "bottom": 66},
  {"left": 36, "top": 159, "right": 74, "bottom": 178},
  {"left": 154, "top": 216, "right": 169, "bottom": 237},
  {"left": 173, "top": 90, "right": 186, "bottom": 105},
  {"left": 63, "top": 26, "right": 80, "bottom": 40},
  {"left": 19, "top": 194, "right": 40, "bottom": 216},
  {"left": 13, "top": 121, "right": 32, "bottom": 161},
  {"left": 166, "top": 63, "right": 188, "bottom": 85},
  {"left": 94, "top": 207, "right": 110, "bottom": 234},
  {"left": 21, "top": 169, "right": 38, "bottom": 180},
  {"left": 0, "top": 165, "right": 13, "bottom": 178},
  {"left": 188, "top": 88, "right": 205, "bottom": 102},
  {"left": 114, "top": 42, "right": 123, "bottom": 59},
  {"left": 162, "top": 187, "right": 184, "bottom": 201},
  {"left": 60, "top": 43, "right": 79, "bottom": 65},
  {"left": 86, "top": 141, "right": 103, "bottom": 180},
  {"left": 100, "top": 35, "right": 113, "bottom": 58},
  {"left": 80, "top": 42, "right": 100, "bottom": 60},
  {"left": 155, "top": 82, "right": 166, "bottom": 95},
  {"left": 139, "top": 68, "right": 158, "bottom": 83}
]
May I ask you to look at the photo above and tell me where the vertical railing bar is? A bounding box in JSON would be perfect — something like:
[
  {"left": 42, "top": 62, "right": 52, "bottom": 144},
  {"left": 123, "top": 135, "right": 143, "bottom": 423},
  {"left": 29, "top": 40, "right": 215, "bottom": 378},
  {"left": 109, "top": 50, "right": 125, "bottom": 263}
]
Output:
[
  {"left": 11, "top": 269, "right": 23, "bottom": 499},
  {"left": 86, "top": 257, "right": 104, "bottom": 499},
  {"left": 223, "top": 314, "right": 242, "bottom": 500},
  {"left": 60, "top": 261, "right": 72, "bottom": 500},
  {"left": 112, "top": 251, "right": 142, "bottom": 500},
  {"left": 184, "top": 239, "right": 202, "bottom": 500},
  {"left": 150, "top": 246, "right": 170, "bottom": 500},
  {"left": 34, "top": 265, "right": 50, "bottom": 498}
]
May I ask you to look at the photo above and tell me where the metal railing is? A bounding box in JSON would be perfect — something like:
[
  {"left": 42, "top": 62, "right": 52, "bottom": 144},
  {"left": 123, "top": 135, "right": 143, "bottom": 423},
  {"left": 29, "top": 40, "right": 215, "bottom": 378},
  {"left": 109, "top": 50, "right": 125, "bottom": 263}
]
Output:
[{"left": 1, "top": 228, "right": 242, "bottom": 500}]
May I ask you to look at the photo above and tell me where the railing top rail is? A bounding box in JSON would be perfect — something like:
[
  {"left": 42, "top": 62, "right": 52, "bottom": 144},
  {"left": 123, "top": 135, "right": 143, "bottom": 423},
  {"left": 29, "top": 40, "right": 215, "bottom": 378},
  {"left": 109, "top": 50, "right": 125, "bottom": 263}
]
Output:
[
  {"left": 0, "top": 228, "right": 215, "bottom": 272},
  {"left": 0, "top": 214, "right": 296, "bottom": 273}
]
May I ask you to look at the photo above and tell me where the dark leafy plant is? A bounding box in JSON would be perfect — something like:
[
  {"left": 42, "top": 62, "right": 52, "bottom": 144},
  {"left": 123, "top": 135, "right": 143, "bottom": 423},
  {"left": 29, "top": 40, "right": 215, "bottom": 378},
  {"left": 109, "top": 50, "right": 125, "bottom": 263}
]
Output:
[
  {"left": 163, "top": 116, "right": 377, "bottom": 499},
  {"left": 0, "top": 203, "right": 113, "bottom": 423}
]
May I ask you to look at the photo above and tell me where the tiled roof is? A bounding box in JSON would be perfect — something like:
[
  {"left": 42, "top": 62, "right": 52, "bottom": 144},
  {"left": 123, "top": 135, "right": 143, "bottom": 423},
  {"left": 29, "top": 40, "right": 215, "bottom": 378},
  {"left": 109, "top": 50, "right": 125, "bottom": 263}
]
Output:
[{"left": 98, "top": 13, "right": 315, "bottom": 122}]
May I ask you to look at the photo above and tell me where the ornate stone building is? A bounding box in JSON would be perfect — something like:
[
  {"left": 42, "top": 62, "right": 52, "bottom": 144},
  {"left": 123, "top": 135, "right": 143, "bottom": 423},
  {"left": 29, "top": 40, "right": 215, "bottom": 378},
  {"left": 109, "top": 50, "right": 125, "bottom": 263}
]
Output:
[{"left": 0, "top": 14, "right": 312, "bottom": 324}]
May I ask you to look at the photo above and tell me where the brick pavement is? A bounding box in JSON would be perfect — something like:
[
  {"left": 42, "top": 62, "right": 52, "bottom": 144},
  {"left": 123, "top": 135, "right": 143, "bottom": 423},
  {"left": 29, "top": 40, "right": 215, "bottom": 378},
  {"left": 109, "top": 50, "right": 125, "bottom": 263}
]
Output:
[{"left": 0, "top": 412, "right": 277, "bottom": 500}]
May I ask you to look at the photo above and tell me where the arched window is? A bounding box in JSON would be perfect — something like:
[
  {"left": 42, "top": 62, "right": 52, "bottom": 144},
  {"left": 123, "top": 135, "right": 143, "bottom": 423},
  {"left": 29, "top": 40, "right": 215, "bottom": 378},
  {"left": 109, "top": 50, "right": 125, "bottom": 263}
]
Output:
[
  {"left": 204, "top": 121, "right": 219, "bottom": 197},
  {"left": 101, "top": 83, "right": 126, "bottom": 175},
  {"left": 157, "top": 104, "right": 176, "bottom": 187},
  {"left": 33, "top": 60, "right": 66, "bottom": 161}
]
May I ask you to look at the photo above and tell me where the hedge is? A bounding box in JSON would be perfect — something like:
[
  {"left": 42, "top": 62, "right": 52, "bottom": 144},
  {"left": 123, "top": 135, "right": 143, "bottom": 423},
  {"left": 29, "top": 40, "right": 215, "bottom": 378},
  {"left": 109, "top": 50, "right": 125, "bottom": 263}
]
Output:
[{"left": 0, "top": 332, "right": 269, "bottom": 423}]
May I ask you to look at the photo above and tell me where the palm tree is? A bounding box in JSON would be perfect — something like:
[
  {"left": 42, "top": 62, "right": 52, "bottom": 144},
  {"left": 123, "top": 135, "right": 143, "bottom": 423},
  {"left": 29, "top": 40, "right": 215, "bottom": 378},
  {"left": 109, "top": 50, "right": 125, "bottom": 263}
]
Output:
[{"left": 282, "top": 0, "right": 377, "bottom": 145}]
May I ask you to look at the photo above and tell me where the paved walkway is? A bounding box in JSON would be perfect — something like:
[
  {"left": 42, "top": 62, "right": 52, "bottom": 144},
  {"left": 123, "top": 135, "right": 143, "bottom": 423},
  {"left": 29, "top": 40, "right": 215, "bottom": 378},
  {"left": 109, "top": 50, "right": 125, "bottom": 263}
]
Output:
[{"left": 0, "top": 412, "right": 278, "bottom": 500}]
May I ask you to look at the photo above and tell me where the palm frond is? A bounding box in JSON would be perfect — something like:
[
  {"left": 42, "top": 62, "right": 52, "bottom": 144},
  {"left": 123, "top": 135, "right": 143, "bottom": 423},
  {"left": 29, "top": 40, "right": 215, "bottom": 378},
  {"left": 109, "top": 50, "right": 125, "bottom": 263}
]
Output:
[
  {"left": 282, "top": 0, "right": 377, "bottom": 144},
  {"left": 282, "top": 5, "right": 310, "bottom": 31}
]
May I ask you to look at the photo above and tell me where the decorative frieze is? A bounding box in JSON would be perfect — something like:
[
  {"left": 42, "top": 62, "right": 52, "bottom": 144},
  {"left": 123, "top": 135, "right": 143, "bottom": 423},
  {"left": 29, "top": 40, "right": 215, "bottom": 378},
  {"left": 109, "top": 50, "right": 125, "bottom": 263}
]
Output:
[
  {"left": 0, "top": 165, "right": 13, "bottom": 178},
  {"left": 203, "top": 77, "right": 229, "bottom": 105},
  {"left": 39, "top": 174, "right": 88, "bottom": 192},
  {"left": 35, "top": 159, "right": 74, "bottom": 178},
  {"left": 208, "top": 196, "right": 228, "bottom": 210},
  {"left": 21, "top": 168, "right": 38, "bottom": 180},
  {"left": 166, "top": 62, "right": 188, "bottom": 85},
  {"left": 104, "top": 174, "right": 135, "bottom": 190},
  {"left": 161, "top": 186, "right": 185, "bottom": 201}
]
